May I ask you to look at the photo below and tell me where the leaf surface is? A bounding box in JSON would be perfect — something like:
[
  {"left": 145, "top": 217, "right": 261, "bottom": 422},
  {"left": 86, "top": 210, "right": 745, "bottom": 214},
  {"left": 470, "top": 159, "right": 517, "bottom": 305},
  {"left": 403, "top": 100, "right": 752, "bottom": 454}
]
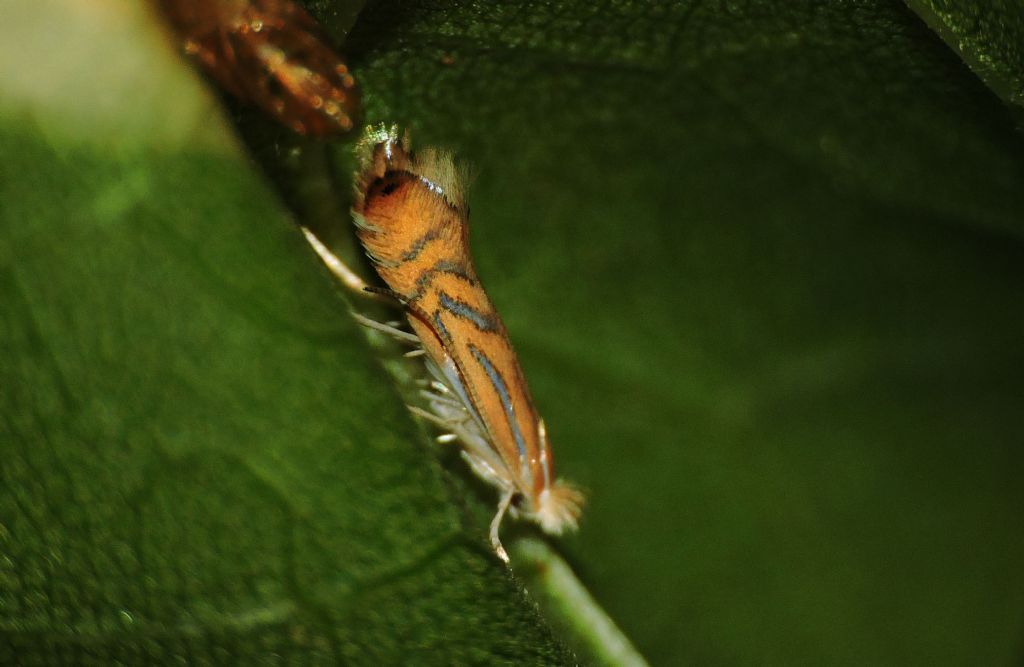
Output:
[
  {"left": 4, "top": 0, "right": 1024, "bottom": 665},
  {"left": 337, "top": 0, "right": 1024, "bottom": 663},
  {"left": 0, "top": 1, "right": 569, "bottom": 663},
  {"left": 905, "top": 0, "right": 1024, "bottom": 108}
]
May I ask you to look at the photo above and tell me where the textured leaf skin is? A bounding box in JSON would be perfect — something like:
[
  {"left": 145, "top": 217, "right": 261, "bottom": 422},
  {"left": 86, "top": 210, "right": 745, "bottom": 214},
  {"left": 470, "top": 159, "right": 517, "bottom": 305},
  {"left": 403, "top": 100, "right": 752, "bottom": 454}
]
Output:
[
  {"left": 329, "top": 0, "right": 1024, "bottom": 664},
  {"left": 0, "top": 133, "right": 573, "bottom": 664},
  {"left": 906, "top": 0, "right": 1024, "bottom": 108},
  {"left": 0, "top": 1, "right": 570, "bottom": 664},
  {"left": 5, "top": 0, "right": 1024, "bottom": 665}
]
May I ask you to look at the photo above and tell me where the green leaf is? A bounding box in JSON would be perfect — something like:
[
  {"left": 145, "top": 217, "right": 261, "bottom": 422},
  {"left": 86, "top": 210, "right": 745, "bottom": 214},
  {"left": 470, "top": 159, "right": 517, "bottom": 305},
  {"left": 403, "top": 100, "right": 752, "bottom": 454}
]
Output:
[
  {"left": 0, "top": 1, "right": 569, "bottom": 663},
  {"left": 905, "top": 0, "right": 1024, "bottom": 109},
  {"left": 333, "top": 0, "right": 1024, "bottom": 664},
  {"left": 5, "top": 0, "right": 1024, "bottom": 665}
]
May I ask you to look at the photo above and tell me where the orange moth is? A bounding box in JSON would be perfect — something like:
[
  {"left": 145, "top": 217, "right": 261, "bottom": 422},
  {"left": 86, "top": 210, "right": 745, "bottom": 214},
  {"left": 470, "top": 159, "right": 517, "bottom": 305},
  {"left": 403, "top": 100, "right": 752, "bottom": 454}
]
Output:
[
  {"left": 303, "top": 126, "right": 584, "bottom": 562},
  {"left": 156, "top": 0, "right": 359, "bottom": 136}
]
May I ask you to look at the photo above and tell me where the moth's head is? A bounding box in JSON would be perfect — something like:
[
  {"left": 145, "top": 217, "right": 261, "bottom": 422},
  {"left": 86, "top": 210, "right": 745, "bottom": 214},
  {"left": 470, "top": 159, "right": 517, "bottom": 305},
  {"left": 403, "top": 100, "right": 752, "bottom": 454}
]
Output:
[{"left": 353, "top": 123, "right": 468, "bottom": 215}]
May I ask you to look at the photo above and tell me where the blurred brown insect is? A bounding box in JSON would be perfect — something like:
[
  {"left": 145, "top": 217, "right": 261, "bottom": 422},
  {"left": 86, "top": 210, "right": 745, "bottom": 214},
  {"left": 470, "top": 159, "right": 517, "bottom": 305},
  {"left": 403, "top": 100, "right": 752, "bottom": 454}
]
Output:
[{"left": 157, "top": 0, "right": 360, "bottom": 136}]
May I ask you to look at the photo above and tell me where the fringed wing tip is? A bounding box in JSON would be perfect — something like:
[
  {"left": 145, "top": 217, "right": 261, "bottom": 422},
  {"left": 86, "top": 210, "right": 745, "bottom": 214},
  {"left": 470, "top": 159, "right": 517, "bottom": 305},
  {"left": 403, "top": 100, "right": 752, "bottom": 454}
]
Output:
[
  {"left": 534, "top": 480, "right": 585, "bottom": 535},
  {"left": 413, "top": 147, "right": 468, "bottom": 212}
]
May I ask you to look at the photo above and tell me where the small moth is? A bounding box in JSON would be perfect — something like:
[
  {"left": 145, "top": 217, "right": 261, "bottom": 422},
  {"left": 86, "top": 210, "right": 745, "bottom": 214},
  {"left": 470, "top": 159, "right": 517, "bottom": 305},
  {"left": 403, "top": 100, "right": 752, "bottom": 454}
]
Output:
[
  {"left": 157, "top": 0, "right": 359, "bottom": 136},
  {"left": 304, "top": 126, "right": 584, "bottom": 562}
]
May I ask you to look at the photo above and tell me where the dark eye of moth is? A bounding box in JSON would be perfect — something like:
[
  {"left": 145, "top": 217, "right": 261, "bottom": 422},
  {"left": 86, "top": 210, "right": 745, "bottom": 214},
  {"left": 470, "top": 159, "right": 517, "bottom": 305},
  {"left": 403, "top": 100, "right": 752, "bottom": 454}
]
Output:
[
  {"left": 369, "top": 172, "right": 415, "bottom": 199},
  {"left": 155, "top": 0, "right": 360, "bottom": 137}
]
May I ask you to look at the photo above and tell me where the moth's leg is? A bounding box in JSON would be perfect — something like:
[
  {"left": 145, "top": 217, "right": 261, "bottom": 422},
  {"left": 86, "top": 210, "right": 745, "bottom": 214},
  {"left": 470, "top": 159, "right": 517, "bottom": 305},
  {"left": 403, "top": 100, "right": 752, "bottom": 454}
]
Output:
[
  {"left": 351, "top": 312, "right": 420, "bottom": 344},
  {"left": 301, "top": 226, "right": 379, "bottom": 297},
  {"left": 490, "top": 487, "right": 515, "bottom": 564},
  {"left": 408, "top": 405, "right": 454, "bottom": 430},
  {"left": 457, "top": 451, "right": 516, "bottom": 563},
  {"left": 302, "top": 227, "right": 419, "bottom": 343}
]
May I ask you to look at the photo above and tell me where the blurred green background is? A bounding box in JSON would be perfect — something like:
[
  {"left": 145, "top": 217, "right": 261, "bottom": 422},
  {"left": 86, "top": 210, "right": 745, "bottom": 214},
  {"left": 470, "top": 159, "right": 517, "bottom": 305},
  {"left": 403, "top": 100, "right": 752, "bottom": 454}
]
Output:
[{"left": 2, "top": 0, "right": 1024, "bottom": 664}]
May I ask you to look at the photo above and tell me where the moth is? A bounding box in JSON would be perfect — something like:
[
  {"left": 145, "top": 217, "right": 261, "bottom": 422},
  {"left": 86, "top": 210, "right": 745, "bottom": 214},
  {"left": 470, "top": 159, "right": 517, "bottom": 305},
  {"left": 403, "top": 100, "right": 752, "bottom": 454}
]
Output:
[
  {"left": 304, "top": 126, "right": 584, "bottom": 562},
  {"left": 156, "top": 0, "right": 359, "bottom": 136}
]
